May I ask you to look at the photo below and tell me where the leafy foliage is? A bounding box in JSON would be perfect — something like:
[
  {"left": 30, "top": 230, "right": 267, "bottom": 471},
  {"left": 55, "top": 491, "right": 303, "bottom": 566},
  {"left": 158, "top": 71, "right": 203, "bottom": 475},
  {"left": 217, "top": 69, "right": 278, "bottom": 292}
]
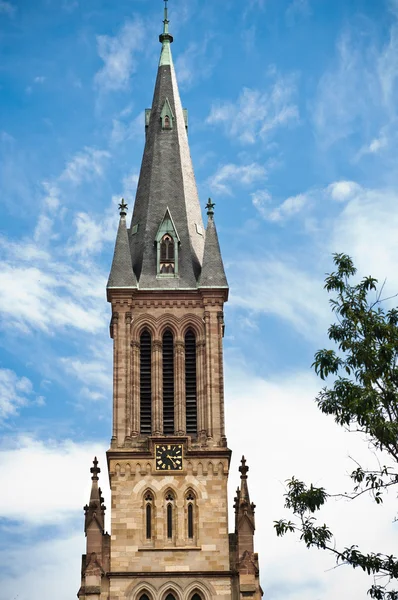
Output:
[{"left": 275, "top": 254, "right": 398, "bottom": 599}]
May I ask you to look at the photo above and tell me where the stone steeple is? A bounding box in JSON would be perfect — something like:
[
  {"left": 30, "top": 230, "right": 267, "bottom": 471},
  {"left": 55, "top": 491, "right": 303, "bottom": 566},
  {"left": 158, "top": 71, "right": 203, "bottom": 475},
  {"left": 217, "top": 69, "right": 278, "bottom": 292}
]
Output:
[
  {"left": 78, "top": 458, "right": 110, "bottom": 600},
  {"left": 128, "top": 1, "right": 206, "bottom": 289},
  {"left": 232, "top": 457, "right": 262, "bottom": 600}
]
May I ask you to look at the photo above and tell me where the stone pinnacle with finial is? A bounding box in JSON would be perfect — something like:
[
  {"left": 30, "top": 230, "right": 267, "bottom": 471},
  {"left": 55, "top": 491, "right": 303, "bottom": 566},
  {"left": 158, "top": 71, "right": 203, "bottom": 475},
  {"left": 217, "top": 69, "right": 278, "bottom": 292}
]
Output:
[{"left": 206, "top": 198, "right": 215, "bottom": 217}]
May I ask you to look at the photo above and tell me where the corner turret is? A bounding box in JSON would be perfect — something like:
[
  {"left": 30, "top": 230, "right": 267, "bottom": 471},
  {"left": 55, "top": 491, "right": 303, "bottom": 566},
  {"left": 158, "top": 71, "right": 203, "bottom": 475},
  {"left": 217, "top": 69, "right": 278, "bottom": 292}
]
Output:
[{"left": 78, "top": 458, "right": 110, "bottom": 600}]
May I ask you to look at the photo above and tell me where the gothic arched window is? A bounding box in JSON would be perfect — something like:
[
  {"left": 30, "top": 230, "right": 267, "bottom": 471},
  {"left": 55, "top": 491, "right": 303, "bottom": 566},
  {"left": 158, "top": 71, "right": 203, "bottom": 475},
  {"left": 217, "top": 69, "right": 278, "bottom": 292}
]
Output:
[
  {"left": 164, "top": 115, "right": 171, "bottom": 129},
  {"left": 186, "top": 491, "right": 196, "bottom": 540},
  {"left": 165, "top": 492, "right": 175, "bottom": 539},
  {"left": 185, "top": 329, "right": 197, "bottom": 434},
  {"left": 160, "top": 234, "right": 175, "bottom": 274},
  {"left": 140, "top": 330, "right": 152, "bottom": 435},
  {"left": 144, "top": 492, "right": 154, "bottom": 540},
  {"left": 163, "top": 330, "right": 175, "bottom": 434},
  {"left": 165, "top": 595, "right": 176, "bottom": 600},
  {"left": 139, "top": 594, "right": 150, "bottom": 600}
]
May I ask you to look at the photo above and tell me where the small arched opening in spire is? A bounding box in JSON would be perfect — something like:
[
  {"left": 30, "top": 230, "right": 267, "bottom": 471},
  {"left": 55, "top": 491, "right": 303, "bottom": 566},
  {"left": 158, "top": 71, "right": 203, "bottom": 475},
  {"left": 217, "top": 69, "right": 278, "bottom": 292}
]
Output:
[
  {"left": 160, "top": 234, "right": 175, "bottom": 274},
  {"left": 155, "top": 209, "right": 180, "bottom": 277}
]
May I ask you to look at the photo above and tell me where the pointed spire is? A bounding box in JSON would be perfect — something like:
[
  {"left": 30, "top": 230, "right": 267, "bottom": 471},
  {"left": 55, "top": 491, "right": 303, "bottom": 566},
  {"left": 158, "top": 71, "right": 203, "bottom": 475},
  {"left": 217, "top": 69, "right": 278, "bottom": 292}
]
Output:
[
  {"left": 199, "top": 201, "right": 229, "bottom": 290},
  {"left": 84, "top": 457, "right": 106, "bottom": 534},
  {"left": 129, "top": 0, "right": 205, "bottom": 289},
  {"left": 107, "top": 200, "right": 137, "bottom": 291}
]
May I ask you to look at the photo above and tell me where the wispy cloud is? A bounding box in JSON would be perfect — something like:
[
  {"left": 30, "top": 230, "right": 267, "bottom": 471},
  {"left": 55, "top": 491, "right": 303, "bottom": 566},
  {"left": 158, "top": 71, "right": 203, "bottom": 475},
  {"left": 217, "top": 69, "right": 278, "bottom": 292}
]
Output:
[
  {"left": 314, "top": 10, "right": 398, "bottom": 149},
  {"left": 207, "top": 75, "right": 299, "bottom": 144},
  {"left": 229, "top": 257, "right": 328, "bottom": 339},
  {"left": 0, "top": 369, "right": 40, "bottom": 421},
  {"left": 174, "top": 38, "right": 219, "bottom": 89},
  {"left": 60, "top": 147, "right": 110, "bottom": 185},
  {"left": 0, "top": 1, "right": 15, "bottom": 16},
  {"left": 285, "top": 0, "right": 311, "bottom": 24},
  {"left": 94, "top": 18, "right": 145, "bottom": 92},
  {"left": 209, "top": 162, "right": 266, "bottom": 195}
]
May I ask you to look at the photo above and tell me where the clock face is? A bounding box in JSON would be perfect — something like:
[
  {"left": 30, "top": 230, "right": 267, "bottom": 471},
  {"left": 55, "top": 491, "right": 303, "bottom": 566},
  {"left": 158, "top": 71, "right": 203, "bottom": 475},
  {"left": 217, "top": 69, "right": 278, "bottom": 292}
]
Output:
[{"left": 155, "top": 444, "right": 183, "bottom": 471}]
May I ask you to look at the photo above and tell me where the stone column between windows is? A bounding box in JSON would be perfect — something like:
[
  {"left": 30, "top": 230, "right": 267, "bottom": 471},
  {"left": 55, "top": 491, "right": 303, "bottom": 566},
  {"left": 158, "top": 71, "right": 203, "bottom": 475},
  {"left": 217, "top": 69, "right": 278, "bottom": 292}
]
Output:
[
  {"left": 152, "top": 340, "right": 163, "bottom": 435},
  {"left": 131, "top": 340, "right": 140, "bottom": 437},
  {"left": 196, "top": 339, "right": 206, "bottom": 441},
  {"left": 174, "top": 340, "right": 185, "bottom": 435},
  {"left": 111, "top": 311, "right": 119, "bottom": 446},
  {"left": 217, "top": 311, "right": 226, "bottom": 441},
  {"left": 115, "top": 310, "right": 127, "bottom": 446},
  {"left": 125, "top": 312, "right": 132, "bottom": 443},
  {"left": 204, "top": 310, "right": 213, "bottom": 441}
]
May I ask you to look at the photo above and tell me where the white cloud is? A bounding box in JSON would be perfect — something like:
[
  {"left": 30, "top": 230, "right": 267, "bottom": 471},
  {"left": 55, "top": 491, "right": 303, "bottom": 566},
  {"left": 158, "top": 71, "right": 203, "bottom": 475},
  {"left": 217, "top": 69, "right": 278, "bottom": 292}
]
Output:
[
  {"left": 209, "top": 162, "right": 266, "bottom": 195},
  {"left": 226, "top": 362, "right": 398, "bottom": 600},
  {"left": 0, "top": 532, "right": 84, "bottom": 600},
  {"left": 251, "top": 189, "right": 272, "bottom": 217},
  {"left": 0, "top": 1, "right": 15, "bottom": 16},
  {"left": 327, "top": 180, "right": 361, "bottom": 202},
  {"left": 60, "top": 146, "right": 110, "bottom": 185},
  {"left": 0, "top": 369, "right": 35, "bottom": 420},
  {"left": 94, "top": 18, "right": 145, "bottom": 92},
  {"left": 207, "top": 77, "right": 299, "bottom": 144},
  {"left": 60, "top": 347, "right": 112, "bottom": 402},
  {"left": 229, "top": 256, "right": 328, "bottom": 339},
  {"left": 0, "top": 240, "right": 107, "bottom": 335},
  {"left": 267, "top": 192, "right": 309, "bottom": 222},
  {"left": 314, "top": 11, "right": 398, "bottom": 149},
  {"left": 330, "top": 186, "right": 398, "bottom": 291},
  {"left": 0, "top": 436, "right": 107, "bottom": 525}
]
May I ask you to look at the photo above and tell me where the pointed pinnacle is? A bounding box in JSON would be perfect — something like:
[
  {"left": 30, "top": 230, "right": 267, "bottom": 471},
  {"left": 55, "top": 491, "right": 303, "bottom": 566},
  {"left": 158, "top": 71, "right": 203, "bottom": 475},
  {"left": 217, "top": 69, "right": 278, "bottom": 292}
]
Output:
[
  {"left": 118, "top": 198, "right": 128, "bottom": 217},
  {"left": 90, "top": 456, "right": 100, "bottom": 481}
]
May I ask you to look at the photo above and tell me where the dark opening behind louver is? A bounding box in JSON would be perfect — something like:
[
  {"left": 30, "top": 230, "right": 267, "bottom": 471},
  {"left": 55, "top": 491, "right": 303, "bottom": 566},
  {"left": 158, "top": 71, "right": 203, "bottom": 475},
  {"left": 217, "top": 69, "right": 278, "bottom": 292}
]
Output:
[
  {"left": 185, "top": 330, "right": 197, "bottom": 434},
  {"left": 140, "top": 330, "right": 152, "bottom": 434},
  {"left": 163, "top": 330, "right": 175, "bottom": 434}
]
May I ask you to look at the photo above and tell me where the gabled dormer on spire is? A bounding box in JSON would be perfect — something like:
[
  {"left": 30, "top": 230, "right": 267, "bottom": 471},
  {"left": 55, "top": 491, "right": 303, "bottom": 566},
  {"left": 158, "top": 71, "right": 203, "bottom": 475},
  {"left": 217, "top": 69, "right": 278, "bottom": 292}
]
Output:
[
  {"left": 129, "top": 2, "right": 205, "bottom": 289},
  {"left": 160, "top": 98, "right": 174, "bottom": 130},
  {"left": 155, "top": 208, "right": 180, "bottom": 276}
]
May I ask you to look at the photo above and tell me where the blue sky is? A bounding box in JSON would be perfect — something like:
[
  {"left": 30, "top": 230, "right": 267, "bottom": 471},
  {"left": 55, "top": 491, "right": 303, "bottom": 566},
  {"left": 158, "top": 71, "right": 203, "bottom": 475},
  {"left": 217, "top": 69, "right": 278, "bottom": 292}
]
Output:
[{"left": 1, "top": 0, "right": 398, "bottom": 598}]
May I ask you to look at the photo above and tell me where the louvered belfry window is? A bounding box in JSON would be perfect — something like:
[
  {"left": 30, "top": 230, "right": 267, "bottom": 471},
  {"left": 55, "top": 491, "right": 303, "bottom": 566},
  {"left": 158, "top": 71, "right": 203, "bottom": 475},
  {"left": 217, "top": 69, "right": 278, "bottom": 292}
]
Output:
[
  {"left": 185, "top": 329, "right": 197, "bottom": 434},
  {"left": 140, "top": 330, "right": 152, "bottom": 435},
  {"left": 162, "top": 330, "right": 175, "bottom": 434}
]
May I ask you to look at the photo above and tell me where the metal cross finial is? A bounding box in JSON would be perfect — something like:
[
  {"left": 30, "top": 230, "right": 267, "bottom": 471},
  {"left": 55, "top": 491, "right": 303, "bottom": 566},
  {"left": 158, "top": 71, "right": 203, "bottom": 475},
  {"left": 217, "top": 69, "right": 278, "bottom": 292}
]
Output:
[
  {"left": 118, "top": 198, "right": 128, "bottom": 217},
  {"left": 90, "top": 456, "right": 101, "bottom": 480},
  {"left": 206, "top": 198, "right": 215, "bottom": 217},
  {"left": 239, "top": 455, "right": 249, "bottom": 478}
]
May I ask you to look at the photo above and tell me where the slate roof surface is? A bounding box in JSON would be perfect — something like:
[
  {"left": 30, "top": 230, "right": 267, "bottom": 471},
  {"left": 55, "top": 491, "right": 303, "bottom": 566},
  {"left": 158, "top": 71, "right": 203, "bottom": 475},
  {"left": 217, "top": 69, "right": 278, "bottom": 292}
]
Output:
[
  {"left": 129, "top": 38, "right": 205, "bottom": 289},
  {"left": 199, "top": 216, "right": 229, "bottom": 289},
  {"left": 107, "top": 215, "right": 137, "bottom": 288}
]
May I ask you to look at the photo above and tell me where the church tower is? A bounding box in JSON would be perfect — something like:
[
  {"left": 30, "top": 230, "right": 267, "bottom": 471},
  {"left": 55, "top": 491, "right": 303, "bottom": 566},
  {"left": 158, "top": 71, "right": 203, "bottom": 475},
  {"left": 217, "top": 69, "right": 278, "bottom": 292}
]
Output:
[{"left": 78, "top": 4, "right": 262, "bottom": 600}]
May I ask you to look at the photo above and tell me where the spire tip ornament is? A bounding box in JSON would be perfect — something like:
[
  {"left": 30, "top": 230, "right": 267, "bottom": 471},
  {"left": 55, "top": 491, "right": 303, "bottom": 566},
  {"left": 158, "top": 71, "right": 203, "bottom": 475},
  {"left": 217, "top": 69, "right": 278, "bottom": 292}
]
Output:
[
  {"left": 239, "top": 455, "right": 249, "bottom": 479},
  {"left": 160, "top": 0, "right": 173, "bottom": 44},
  {"left": 206, "top": 198, "right": 215, "bottom": 217},
  {"left": 90, "top": 456, "right": 100, "bottom": 481},
  {"left": 118, "top": 199, "right": 128, "bottom": 217}
]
